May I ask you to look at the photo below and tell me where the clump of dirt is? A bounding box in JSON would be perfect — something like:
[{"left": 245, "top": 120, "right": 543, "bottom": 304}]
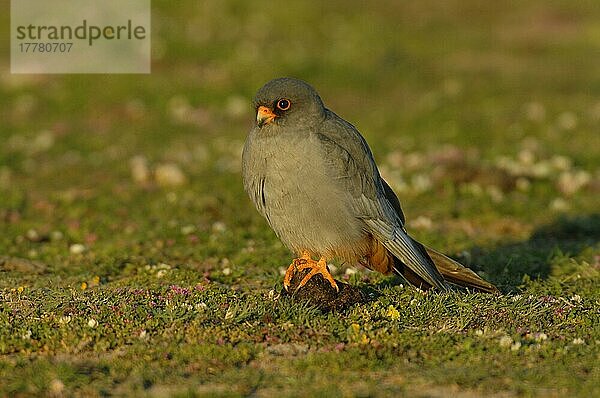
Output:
[{"left": 281, "top": 268, "right": 366, "bottom": 312}]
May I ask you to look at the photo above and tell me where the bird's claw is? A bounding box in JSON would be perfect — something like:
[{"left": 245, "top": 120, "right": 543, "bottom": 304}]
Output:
[{"left": 283, "top": 252, "right": 339, "bottom": 292}]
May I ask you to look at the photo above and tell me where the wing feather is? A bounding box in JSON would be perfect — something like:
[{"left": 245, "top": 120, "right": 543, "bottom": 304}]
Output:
[{"left": 316, "top": 110, "right": 448, "bottom": 290}]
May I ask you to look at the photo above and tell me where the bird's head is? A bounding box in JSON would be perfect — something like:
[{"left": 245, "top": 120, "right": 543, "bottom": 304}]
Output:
[{"left": 252, "top": 77, "right": 326, "bottom": 130}]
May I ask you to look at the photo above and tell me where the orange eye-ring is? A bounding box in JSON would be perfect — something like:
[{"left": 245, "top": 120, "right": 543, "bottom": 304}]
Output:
[{"left": 277, "top": 99, "right": 291, "bottom": 111}]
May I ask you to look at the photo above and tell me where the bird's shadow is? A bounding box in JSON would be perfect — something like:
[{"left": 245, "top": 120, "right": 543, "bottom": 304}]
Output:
[
  {"left": 371, "top": 213, "right": 600, "bottom": 295},
  {"left": 470, "top": 213, "right": 599, "bottom": 292}
]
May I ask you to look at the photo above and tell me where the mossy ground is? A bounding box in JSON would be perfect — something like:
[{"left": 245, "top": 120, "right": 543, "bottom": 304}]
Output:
[{"left": 1, "top": 0, "right": 599, "bottom": 396}]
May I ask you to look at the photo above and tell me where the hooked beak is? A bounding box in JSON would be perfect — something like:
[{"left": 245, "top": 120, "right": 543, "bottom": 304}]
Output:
[{"left": 256, "top": 106, "right": 276, "bottom": 127}]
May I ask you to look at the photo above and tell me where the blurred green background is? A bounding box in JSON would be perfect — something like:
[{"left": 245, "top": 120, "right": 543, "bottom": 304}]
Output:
[{"left": 1, "top": 0, "right": 599, "bottom": 396}]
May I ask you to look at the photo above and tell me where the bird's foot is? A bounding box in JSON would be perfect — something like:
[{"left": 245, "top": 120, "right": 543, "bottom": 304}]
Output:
[{"left": 283, "top": 251, "right": 339, "bottom": 292}]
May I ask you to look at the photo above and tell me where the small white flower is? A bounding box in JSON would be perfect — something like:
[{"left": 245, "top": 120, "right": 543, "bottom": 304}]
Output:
[
  {"left": 212, "top": 221, "right": 227, "bottom": 233},
  {"left": 475, "top": 329, "right": 484, "bottom": 336},
  {"left": 499, "top": 335, "right": 513, "bottom": 347},
  {"left": 180, "top": 224, "right": 196, "bottom": 235},
  {"left": 518, "top": 149, "right": 535, "bottom": 166},
  {"left": 534, "top": 333, "right": 548, "bottom": 342},
  {"left": 26, "top": 229, "right": 39, "bottom": 241},
  {"left": 222, "top": 267, "right": 231, "bottom": 276},
  {"left": 557, "top": 170, "right": 591, "bottom": 196},
  {"left": 487, "top": 185, "right": 504, "bottom": 203},
  {"left": 69, "top": 243, "right": 86, "bottom": 254},
  {"left": 196, "top": 302, "right": 208, "bottom": 311},
  {"left": 572, "top": 338, "right": 585, "bottom": 345},
  {"left": 87, "top": 318, "right": 98, "bottom": 328},
  {"left": 550, "top": 155, "right": 572, "bottom": 171},
  {"left": 49, "top": 379, "right": 65, "bottom": 394},
  {"left": 139, "top": 330, "right": 148, "bottom": 339},
  {"left": 22, "top": 330, "right": 32, "bottom": 340},
  {"left": 550, "top": 198, "right": 570, "bottom": 212},
  {"left": 156, "top": 269, "right": 168, "bottom": 278},
  {"left": 531, "top": 161, "right": 552, "bottom": 178},
  {"left": 511, "top": 342, "right": 522, "bottom": 351},
  {"left": 155, "top": 163, "right": 187, "bottom": 187},
  {"left": 130, "top": 155, "right": 150, "bottom": 184}
]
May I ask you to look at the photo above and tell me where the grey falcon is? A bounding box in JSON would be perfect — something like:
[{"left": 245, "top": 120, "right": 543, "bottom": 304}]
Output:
[{"left": 242, "top": 77, "right": 498, "bottom": 294}]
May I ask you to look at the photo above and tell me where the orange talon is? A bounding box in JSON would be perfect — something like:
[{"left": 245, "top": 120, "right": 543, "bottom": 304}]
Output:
[
  {"left": 283, "top": 251, "right": 339, "bottom": 292},
  {"left": 295, "top": 257, "right": 339, "bottom": 292},
  {"left": 283, "top": 251, "right": 311, "bottom": 291}
]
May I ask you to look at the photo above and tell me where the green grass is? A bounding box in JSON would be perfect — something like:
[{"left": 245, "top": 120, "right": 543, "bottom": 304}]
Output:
[{"left": 1, "top": 0, "right": 599, "bottom": 396}]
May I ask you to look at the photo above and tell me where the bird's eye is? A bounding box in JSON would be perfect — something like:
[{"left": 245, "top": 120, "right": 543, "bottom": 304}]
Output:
[{"left": 276, "top": 99, "right": 291, "bottom": 111}]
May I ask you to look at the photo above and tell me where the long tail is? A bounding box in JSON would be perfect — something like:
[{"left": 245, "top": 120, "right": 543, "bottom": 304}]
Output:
[
  {"left": 376, "top": 178, "right": 499, "bottom": 293},
  {"left": 364, "top": 234, "right": 449, "bottom": 291},
  {"left": 417, "top": 240, "right": 499, "bottom": 294},
  {"left": 365, "top": 236, "right": 499, "bottom": 294}
]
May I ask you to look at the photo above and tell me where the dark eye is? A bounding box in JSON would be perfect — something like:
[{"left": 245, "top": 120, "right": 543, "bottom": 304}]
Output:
[{"left": 276, "top": 99, "right": 291, "bottom": 111}]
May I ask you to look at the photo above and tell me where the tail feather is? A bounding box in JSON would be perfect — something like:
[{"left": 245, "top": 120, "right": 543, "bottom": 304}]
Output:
[
  {"left": 363, "top": 235, "right": 499, "bottom": 294},
  {"left": 421, "top": 244, "right": 499, "bottom": 294},
  {"left": 364, "top": 237, "right": 441, "bottom": 290},
  {"left": 388, "top": 238, "right": 499, "bottom": 293},
  {"left": 391, "top": 256, "right": 434, "bottom": 290},
  {"left": 378, "top": 177, "right": 498, "bottom": 293}
]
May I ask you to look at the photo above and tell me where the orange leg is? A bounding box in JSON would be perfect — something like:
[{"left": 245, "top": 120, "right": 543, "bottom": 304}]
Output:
[{"left": 283, "top": 251, "right": 339, "bottom": 292}]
